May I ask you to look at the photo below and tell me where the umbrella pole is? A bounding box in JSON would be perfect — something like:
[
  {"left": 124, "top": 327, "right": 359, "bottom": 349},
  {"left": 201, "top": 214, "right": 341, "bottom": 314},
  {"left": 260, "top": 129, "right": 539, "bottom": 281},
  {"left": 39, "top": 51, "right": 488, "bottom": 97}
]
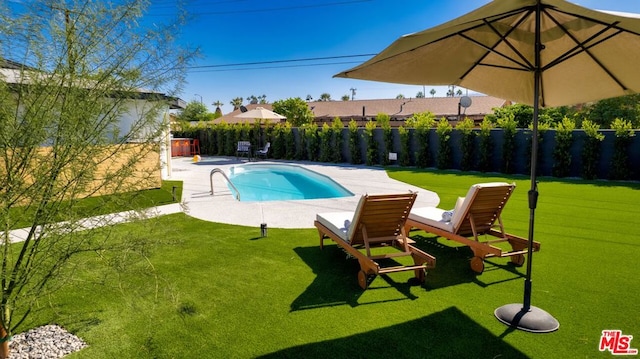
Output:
[{"left": 494, "top": 1, "right": 559, "bottom": 333}]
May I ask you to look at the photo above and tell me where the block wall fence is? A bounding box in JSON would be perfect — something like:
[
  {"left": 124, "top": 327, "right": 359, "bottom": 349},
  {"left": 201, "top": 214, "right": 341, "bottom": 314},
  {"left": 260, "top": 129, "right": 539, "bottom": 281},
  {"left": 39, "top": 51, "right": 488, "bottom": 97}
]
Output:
[{"left": 190, "top": 128, "right": 640, "bottom": 181}]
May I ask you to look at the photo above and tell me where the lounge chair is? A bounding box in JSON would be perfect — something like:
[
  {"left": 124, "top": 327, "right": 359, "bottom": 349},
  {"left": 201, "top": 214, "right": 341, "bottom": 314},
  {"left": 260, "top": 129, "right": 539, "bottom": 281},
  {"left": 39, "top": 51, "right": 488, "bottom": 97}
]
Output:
[
  {"left": 406, "top": 182, "right": 540, "bottom": 274},
  {"left": 255, "top": 142, "right": 270, "bottom": 159},
  {"left": 315, "top": 192, "right": 436, "bottom": 289},
  {"left": 236, "top": 141, "right": 251, "bottom": 160}
]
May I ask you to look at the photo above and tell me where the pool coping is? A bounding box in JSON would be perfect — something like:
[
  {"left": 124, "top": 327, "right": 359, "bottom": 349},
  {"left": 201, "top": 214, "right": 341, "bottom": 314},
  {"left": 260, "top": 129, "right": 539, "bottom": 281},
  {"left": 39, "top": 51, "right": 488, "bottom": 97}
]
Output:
[{"left": 169, "top": 156, "right": 440, "bottom": 229}]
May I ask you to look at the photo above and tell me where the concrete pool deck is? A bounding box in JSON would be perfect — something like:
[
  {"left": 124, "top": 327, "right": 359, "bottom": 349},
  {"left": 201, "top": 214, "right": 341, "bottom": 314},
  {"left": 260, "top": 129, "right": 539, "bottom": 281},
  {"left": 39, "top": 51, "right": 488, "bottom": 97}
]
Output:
[{"left": 169, "top": 156, "right": 440, "bottom": 229}]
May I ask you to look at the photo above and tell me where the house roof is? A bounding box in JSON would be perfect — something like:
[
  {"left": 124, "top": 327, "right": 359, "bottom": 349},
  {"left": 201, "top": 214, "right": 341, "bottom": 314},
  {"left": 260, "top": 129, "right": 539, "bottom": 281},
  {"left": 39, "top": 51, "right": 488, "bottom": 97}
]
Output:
[
  {"left": 214, "top": 95, "right": 508, "bottom": 124},
  {"left": 0, "top": 59, "right": 185, "bottom": 109}
]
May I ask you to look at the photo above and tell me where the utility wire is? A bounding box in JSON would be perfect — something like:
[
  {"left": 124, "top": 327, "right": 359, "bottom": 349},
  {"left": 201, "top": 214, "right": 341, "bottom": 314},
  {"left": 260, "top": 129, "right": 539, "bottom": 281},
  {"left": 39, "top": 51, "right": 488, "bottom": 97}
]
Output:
[
  {"left": 187, "top": 60, "right": 363, "bottom": 73},
  {"left": 147, "top": 0, "right": 372, "bottom": 16},
  {"left": 187, "top": 54, "right": 375, "bottom": 70}
]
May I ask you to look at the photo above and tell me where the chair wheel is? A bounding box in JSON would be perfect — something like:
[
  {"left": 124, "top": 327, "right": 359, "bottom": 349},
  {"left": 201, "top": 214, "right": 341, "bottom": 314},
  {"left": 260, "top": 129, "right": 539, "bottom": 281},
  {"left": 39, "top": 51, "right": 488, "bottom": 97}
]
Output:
[
  {"left": 470, "top": 256, "right": 485, "bottom": 273},
  {"left": 358, "top": 270, "right": 369, "bottom": 289},
  {"left": 511, "top": 254, "right": 525, "bottom": 266}
]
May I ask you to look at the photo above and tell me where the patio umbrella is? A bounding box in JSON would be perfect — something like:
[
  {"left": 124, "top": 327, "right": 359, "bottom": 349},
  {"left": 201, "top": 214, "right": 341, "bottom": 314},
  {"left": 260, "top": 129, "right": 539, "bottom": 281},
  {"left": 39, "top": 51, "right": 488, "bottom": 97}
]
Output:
[
  {"left": 235, "top": 107, "right": 286, "bottom": 120},
  {"left": 336, "top": 0, "right": 640, "bottom": 333}
]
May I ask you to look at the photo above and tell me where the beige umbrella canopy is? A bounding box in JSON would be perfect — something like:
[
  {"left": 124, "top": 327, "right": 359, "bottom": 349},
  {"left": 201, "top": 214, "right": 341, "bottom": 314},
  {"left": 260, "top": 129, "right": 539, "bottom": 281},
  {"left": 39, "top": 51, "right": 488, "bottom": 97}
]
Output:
[
  {"left": 235, "top": 107, "right": 286, "bottom": 120},
  {"left": 336, "top": 0, "right": 640, "bottom": 108},
  {"left": 336, "top": 0, "right": 640, "bottom": 333}
]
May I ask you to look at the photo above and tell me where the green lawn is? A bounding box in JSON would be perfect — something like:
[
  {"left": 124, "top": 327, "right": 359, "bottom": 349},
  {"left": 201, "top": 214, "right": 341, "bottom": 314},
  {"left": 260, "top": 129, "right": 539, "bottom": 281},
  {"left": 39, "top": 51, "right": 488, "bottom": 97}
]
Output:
[
  {"left": 8, "top": 180, "right": 183, "bottom": 230},
  {"left": 24, "top": 169, "right": 640, "bottom": 358}
]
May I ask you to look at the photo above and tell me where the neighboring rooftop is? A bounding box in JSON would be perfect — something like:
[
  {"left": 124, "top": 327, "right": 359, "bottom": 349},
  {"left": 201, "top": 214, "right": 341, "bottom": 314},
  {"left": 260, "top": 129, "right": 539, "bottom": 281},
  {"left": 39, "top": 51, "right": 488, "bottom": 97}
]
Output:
[{"left": 214, "top": 95, "right": 509, "bottom": 125}]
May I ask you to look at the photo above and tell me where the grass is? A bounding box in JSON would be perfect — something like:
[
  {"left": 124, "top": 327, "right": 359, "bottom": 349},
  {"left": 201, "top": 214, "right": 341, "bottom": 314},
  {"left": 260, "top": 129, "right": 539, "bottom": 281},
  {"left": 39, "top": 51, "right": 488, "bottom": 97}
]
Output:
[
  {"left": 21, "top": 169, "right": 640, "bottom": 358},
  {"left": 8, "top": 180, "right": 182, "bottom": 230}
]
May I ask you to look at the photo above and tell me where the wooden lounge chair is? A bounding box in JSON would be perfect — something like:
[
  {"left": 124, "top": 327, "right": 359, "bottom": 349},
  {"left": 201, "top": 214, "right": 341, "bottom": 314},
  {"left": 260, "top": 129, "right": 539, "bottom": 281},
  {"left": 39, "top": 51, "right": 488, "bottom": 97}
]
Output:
[
  {"left": 406, "top": 182, "right": 540, "bottom": 274},
  {"left": 315, "top": 192, "right": 436, "bottom": 289}
]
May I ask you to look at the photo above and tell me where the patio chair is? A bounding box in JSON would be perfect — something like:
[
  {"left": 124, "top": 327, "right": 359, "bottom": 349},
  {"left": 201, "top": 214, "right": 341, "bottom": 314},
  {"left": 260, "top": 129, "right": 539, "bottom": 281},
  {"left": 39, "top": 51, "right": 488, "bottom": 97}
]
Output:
[
  {"left": 315, "top": 192, "right": 436, "bottom": 289},
  {"left": 236, "top": 141, "right": 252, "bottom": 160},
  {"left": 405, "top": 182, "right": 540, "bottom": 274},
  {"left": 255, "top": 142, "right": 270, "bottom": 159}
]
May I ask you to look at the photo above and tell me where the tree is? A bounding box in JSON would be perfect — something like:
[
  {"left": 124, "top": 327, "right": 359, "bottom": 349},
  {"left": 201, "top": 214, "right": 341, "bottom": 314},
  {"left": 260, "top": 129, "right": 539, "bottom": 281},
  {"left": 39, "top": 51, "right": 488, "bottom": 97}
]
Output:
[
  {"left": 178, "top": 100, "right": 209, "bottom": 122},
  {"left": 446, "top": 85, "right": 456, "bottom": 97},
  {"left": 247, "top": 94, "right": 267, "bottom": 104},
  {"left": 230, "top": 97, "right": 243, "bottom": 110},
  {"left": 396, "top": 94, "right": 405, "bottom": 99},
  {"left": 271, "top": 97, "right": 314, "bottom": 127},
  {"left": 341, "top": 95, "right": 350, "bottom": 101},
  {"left": 0, "top": 1, "right": 192, "bottom": 357},
  {"left": 580, "top": 94, "right": 640, "bottom": 128},
  {"left": 319, "top": 93, "right": 331, "bottom": 101},
  {"left": 212, "top": 100, "right": 224, "bottom": 118},
  {"left": 416, "top": 91, "right": 425, "bottom": 98},
  {"left": 430, "top": 88, "right": 436, "bottom": 97}
]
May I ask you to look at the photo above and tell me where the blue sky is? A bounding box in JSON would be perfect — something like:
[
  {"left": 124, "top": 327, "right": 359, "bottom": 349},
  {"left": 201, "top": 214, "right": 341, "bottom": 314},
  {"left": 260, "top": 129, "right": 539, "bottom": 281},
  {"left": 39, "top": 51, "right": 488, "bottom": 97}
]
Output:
[{"left": 151, "top": 0, "right": 640, "bottom": 112}]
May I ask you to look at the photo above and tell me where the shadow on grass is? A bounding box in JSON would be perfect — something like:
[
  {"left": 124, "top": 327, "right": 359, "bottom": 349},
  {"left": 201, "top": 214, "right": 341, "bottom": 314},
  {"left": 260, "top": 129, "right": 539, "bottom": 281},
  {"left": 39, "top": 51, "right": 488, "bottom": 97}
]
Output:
[
  {"left": 409, "top": 234, "right": 526, "bottom": 290},
  {"left": 291, "top": 235, "right": 526, "bottom": 311},
  {"left": 258, "top": 306, "right": 529, "bottom": 359},
  {"left": 291, "top": 246, "right": 421, "bottom": 311}
]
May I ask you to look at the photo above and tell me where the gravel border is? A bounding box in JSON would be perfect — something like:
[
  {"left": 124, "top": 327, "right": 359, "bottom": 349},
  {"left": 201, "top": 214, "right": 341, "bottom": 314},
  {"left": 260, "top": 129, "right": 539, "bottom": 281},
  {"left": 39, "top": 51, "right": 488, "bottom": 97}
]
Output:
[{"left": 8, "top": 325, "right": 87, "bottom": 358}]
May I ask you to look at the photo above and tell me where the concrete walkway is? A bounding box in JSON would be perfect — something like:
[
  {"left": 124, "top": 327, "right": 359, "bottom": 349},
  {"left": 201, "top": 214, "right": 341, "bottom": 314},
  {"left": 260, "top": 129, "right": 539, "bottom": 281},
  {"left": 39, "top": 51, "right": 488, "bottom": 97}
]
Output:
[{"left": 169, "top": 156, "right": 440, "bottom": 229}]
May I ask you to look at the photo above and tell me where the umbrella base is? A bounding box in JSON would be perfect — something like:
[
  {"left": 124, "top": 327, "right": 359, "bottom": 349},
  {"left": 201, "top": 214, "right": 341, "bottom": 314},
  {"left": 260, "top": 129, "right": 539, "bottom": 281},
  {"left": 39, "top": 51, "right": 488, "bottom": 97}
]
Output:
[{"left": 494, "top": 304, "right": 559, "bottom": 333}]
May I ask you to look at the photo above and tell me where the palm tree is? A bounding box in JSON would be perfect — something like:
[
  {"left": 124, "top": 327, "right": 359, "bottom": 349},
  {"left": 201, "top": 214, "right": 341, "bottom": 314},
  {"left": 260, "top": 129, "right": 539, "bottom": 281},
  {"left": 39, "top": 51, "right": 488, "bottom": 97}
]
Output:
[
  {"left": 319, "top": 93, "right": 331, "bottom": 101},
  {"left": 396, "top": 94, "right": 405, "bottom": 99},
  {"left": 430, "top": 88, "right": 436, "bottom": 97},
  {"left": 416, "top": 91, "right": 425, "bottom": 98},
  {"left": 230, "top": 97, "right": 243, "bottom": 110},
  {"left": 212, "top": 100, "right": 224, "bottom": 117}
]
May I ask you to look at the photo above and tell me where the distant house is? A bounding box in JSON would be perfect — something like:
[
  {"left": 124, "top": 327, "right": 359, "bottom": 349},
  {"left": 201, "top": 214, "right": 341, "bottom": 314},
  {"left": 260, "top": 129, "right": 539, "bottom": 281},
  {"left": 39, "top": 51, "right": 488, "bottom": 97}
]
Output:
[
  {"left": 214, "top": 96, "right": 509, "bottom": 126},
  {"left": 0, "top": 59, "right": 185, "bottom": 180}
]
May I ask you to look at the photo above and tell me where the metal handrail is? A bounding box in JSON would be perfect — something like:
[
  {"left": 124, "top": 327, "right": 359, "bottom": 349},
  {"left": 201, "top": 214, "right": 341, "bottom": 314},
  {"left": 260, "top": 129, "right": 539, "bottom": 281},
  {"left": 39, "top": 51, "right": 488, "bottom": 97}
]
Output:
[{"left": 210, "top": 168, "right": 240, "bottom": 200}]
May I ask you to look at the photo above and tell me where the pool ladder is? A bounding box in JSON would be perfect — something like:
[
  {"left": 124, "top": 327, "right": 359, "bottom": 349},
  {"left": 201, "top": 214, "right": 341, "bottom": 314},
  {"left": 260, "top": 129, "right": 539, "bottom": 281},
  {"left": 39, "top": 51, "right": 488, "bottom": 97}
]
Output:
[{"left": 210, "top": 168, "right": 240, "bottom": 201}]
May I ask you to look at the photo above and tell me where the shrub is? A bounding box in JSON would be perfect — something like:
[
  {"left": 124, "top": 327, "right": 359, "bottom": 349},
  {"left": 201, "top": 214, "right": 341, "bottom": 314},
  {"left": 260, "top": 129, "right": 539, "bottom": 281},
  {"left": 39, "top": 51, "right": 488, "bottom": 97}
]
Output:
[
  {"left": 283, "top": 122, "right": 295, "bottom": 160},
  {"left": 581, "top": 120, "right": 604, "bottom": 179},
  {"left": 304, "top": 123, "right": 319, "bottom": 161},
  {"left": 552, "top": 117, "right": 575, "bottom": 177},
  {"left": 609, "top": 118, "right": 635, "bottom": 180},
  {"left": 365, "top": 120, "right": 378, "bottom": 166},
  {"left": 331, "top": 117, "right": 344, "bottom": 163},
  {"left": 398, "top": 126, "right": 411, "bottom": 166},
  {"left": 478, "top": 117, "right": 494, "bottom": 172},
  {"left": 377, "top": 113, "right": 392, "bottom": 165},
  {"left": 435, "top": 117, "right": 452, "bottom": 169},
  {"left": 408, "top": 112, "right": 435, "bottom": 167},
  {"left": 456, "top": 117, "right": 475, "bottom": 171},
  {"left": 319, "top": 123, "right": 332, "bottom": 162},
  {"left": 271, "top": 122, "right": 286, "bottom": 159},
  {"left": 497, "top": 114, "right": 517, "bottom": 174},
  {"left": 348, "top": 119, "right": 362, "bottom": 165}
]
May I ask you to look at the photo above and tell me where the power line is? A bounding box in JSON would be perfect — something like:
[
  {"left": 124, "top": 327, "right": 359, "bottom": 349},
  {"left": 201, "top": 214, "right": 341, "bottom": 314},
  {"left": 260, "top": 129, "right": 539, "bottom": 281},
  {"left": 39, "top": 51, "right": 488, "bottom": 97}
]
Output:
[
  {"left": 187, "top": 60, "right": 364, "bottom": 73},
  {"left": 187, "top": 54, "right": 375, "bottom": 70},
  {"left": 147, "top": 0, "right": 372, "bottom": 17}
]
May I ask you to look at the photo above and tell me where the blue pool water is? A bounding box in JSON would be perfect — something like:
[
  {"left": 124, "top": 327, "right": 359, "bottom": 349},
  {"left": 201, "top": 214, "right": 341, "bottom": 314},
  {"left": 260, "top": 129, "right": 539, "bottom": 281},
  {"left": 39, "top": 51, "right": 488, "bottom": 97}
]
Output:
[{"left": 227, "top": 164, "right": 353, "bottom": 202}]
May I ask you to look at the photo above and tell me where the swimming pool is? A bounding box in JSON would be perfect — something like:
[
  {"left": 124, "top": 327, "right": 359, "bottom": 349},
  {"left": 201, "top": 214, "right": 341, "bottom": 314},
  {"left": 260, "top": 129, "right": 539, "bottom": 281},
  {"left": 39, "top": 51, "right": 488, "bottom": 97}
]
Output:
[{"left": 227, "top": 164, "right": 354, "bottom": 202}]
